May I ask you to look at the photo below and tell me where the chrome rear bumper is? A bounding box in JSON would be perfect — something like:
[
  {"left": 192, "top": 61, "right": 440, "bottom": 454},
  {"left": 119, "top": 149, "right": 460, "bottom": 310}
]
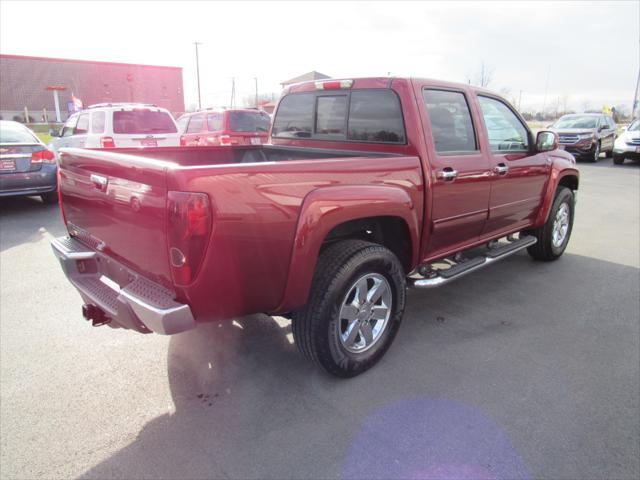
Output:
[{"left": 51, "top": 236, "right": 195, "bottom": 334}]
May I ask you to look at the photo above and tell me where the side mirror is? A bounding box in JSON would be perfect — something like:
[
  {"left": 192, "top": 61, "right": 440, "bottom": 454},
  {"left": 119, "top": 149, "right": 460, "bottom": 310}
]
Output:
[
  {"left": 536, "top": 130, "right": 558, "bottom": 152},
  {"left": 598, "top": 125, "right": 607, "bottom": 132},
  {"left": 49, "top": 128, "right": 60, "bottom": 137}
]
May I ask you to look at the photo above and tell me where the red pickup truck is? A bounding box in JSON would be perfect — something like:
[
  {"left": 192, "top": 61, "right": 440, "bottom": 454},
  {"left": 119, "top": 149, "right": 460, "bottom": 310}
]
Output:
[{"left": 52, "top": 77, "right": 578, "bottom": 377}]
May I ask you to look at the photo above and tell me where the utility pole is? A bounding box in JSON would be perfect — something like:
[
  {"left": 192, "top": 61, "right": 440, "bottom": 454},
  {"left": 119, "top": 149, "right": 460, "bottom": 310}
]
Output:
[
  {"left": 194, "top": 42, "right": 202, "bottom": 109},
  {"left": 230, "top": 78, "right": 235, "bottom": 108},
  {"left": 518, "top": 90, "right": 523, "bottom": 111},
  {"left": 254, "top": 77, "right": 259, "bottom": 107}
]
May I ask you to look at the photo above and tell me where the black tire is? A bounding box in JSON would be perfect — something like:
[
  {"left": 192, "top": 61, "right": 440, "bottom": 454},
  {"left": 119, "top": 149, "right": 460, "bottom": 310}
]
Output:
[
  {"left": 40, "top": 191, "right": 58, "bottom": 204},
  {"left": 613, "top": 154, "right": 625, "bottom": 165},
  {"left": 291, "top": 240, "right": 406, "bottom": 377},
  {"left": 588, "top": 141, "right": 600, "bottom": 162},
  {"left": 605, "top": 146, "right": 613, "bottom": 158},
  {"left": 526, "top": 186, "right": 574, "bottom": 261}
]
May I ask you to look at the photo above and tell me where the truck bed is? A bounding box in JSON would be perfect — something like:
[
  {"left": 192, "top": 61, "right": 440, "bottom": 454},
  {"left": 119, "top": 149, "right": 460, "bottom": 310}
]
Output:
[{"left": 57, "top": 145, "right": 423, "bottom": 327}]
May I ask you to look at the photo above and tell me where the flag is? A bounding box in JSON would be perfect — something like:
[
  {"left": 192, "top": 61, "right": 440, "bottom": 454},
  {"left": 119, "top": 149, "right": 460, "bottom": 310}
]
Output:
[{"left": 71, "top": 93, "right": 83, "bottom": 111}]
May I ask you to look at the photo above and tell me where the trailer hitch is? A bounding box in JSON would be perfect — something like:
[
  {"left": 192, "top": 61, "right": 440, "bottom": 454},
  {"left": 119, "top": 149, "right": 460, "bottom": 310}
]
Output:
[{"left": 82, "top": 304, "right": 111, "bottom": 327}]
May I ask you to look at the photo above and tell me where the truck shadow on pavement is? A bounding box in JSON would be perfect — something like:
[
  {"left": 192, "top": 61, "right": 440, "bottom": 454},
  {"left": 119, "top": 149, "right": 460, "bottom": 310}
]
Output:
[
  {"left": 0, "top": 196, "right": 66, "bottom": 252},
  {"left": 79, "top": 252, "right": 640, "bottom": 480}
]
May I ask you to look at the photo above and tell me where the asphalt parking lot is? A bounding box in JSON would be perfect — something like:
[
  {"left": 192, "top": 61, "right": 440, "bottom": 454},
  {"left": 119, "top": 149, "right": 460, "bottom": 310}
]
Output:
[{"left": 1, "top": 158, "right": 639, "bottom": 480}]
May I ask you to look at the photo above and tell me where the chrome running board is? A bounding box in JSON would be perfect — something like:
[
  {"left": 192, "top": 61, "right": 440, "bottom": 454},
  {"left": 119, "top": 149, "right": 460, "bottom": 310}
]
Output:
[{"left": 411, "top": 235, "right": 537, "bottom": 289}]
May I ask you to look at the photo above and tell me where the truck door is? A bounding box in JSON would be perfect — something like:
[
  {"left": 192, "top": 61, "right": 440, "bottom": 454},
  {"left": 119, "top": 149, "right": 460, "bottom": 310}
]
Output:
[
  {"left": 475, "top": 94, "right": 550, "bottom": 236},
  {"left": 417, "top": 86, "right": 493, "bottom": 258}
]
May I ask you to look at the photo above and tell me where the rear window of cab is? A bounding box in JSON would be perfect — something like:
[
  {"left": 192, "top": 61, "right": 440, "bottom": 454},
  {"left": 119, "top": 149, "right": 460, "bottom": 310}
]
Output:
[{"left": 272, "top": 89, "right": 406, "bottom": 144}]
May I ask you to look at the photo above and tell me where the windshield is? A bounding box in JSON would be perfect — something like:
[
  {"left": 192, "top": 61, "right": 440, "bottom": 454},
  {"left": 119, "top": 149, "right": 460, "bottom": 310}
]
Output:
[
  {"left": 229, "top": 111, "right": 270, "bottom": 132},
  {"left": 628, "top": 119, "right": 640, "bottom": 132},
  {"left": 0, "top": 123, "right": 39, "bottom": 144},
  {"left": 112, "top": 110, "right": 177, "bottom": 134},
  {"left": 553, "top": 116, "right": 598, "bottom": 129}
]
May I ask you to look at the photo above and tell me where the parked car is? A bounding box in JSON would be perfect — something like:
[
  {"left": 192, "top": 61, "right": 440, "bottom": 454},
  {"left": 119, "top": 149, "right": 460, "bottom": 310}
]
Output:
[
  {"left": 51, "top": 77, "right": 578, "bottom": 377},
  {"left": 613, "top": 118, "right": 640, "bottom": 164},
  {"left": 177, "top": 108, "right": 270, "bottom": 146},
  {"left": 48, "top": 103, "right": 180, "bottom": 157},
  {"left": 550, "top": 113, "right": 616, "bottom": 162},
  {"left": 0, "top": 120, "right": 57, "bottom": 203}
]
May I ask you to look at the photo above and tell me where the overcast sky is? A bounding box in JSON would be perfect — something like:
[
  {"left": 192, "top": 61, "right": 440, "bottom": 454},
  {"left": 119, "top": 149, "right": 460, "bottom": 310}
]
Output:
[{"left": 1, "top": 0, "right": 638, "bottom": 113}]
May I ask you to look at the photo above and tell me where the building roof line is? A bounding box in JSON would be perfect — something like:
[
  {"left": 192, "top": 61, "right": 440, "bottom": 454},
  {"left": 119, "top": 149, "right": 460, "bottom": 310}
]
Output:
[{"left": 0, "top": 54, "right": 182, "bottom": 71}]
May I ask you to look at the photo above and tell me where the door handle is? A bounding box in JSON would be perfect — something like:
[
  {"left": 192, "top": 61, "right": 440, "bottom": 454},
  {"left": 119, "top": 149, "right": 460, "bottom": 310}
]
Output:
[
  {"left": 90, "top": 174, "right": 108, "bottom": 192},
  {"left": 437, "top": 168, "right": 458, "bottom": 181},
  {"left": 494, "top": 163, "right": 509, "bottom": 175}
]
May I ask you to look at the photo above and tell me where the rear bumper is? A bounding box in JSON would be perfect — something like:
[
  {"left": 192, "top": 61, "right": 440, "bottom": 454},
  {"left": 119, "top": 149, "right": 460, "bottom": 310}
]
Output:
[
  {"left": 0, "top": 164, "right": 57, "bottom": 197},
  {"left": 51, "top": 236, "right": 196, "bottom": 335}
]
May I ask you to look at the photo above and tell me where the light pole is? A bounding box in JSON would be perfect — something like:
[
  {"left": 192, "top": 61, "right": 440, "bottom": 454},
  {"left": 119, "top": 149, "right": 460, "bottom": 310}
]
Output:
[
  {"left": 194, "top": 42, "right": 202, "bottom": 109},
  {"left": 254, "top": 77, "right": 258, "bottom": 107}
]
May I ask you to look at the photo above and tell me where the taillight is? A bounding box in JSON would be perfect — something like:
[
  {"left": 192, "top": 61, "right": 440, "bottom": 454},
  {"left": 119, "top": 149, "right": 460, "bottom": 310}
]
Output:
[
  {"left": 57, "top": 168, "right": 67, "bottom": 225},
  {"left": 31, "top": 149, "right": 56, "bottom": 164},
  {"left": 218, "top": 135, "right": 240, "bottom": 146},
  {"left": 180, "top": 135, "right": 187, "bottom": 146},
  {"left": 100, "top": 136, "right": 115, "bottom": 148},
  {"left": 167, "top": 191, "right": 212, "bottom": 286}
]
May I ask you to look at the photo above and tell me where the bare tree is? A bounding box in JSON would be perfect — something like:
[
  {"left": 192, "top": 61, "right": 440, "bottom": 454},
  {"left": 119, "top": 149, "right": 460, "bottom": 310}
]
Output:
[{"left": 465, "top": 61, "right": 494, "bottom": 88}]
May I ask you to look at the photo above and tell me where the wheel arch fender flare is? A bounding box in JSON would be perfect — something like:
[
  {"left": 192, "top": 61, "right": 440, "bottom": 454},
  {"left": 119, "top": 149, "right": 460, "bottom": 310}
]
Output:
[
  {"left": 276, "top": 185, "right": 420, "bottom": 312},
  {"left": 535, "top": 165, "right": 579, "bottom": 226}
]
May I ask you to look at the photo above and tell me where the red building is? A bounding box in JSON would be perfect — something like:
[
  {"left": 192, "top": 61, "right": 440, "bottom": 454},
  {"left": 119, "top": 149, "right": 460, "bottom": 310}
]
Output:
[{"left": 0, "top": 54, "right": 185, "bottom": 122}]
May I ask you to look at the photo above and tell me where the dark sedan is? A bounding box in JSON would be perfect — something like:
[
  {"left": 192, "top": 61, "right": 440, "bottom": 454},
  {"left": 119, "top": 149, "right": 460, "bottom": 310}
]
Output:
[{"left": 0, "top": 121, "right": 57, "bottom": 203}]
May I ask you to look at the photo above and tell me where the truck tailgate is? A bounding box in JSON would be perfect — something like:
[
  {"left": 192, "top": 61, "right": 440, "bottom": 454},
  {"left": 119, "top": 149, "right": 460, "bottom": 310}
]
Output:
[{"left": 58, "top": 148, "right": 174, "bottom": 288}]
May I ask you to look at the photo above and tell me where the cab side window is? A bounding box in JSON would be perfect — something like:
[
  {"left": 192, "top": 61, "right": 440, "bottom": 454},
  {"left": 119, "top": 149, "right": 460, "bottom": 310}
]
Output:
[
  {"left": 61, "top": 115, "right": 78, "bottom": 137},
  {"left": 75, "top": 113, "right": 89, "bottom": 135},
  {"left": 423, "top": 89, "right": 477, "bottom": 153},
  {"left": 478, "top": 96, "right": 529, "bottom": 152}
]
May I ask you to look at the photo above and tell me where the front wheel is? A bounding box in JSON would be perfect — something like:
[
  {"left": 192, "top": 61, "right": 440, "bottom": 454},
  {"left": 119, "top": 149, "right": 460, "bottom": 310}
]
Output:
[
  {"left": 588, "top": 141, "right": 601, "bottom": 162},
  {"left": 41, "top": 191, "right": 58, "bottom": 204},
  {"left": 526, "top": 186, "right": 575, "bottom": 261},
  {"left": 613, "top": 154, "right": 625, "bottom": 165},
  {"left": 292, "top": 240, "right": 406, "bottom": 377}
]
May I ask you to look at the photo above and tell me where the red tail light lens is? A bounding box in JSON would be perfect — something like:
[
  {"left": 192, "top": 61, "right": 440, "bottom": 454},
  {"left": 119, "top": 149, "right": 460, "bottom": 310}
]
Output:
[
  {"left": 167, "top": 191, "right": 212, "bottom": 286},
  {"left": 31, "top": 149, "right": 56, "bottom": 164},
  {"left": 180, "top": 135, "right": 187, "bottom": 146},
  {"left": 100, "top": 136, "right": 116, "bottom": 148},
  {"left": 218, "top": 135, "right": 240, "bottom": 146}
]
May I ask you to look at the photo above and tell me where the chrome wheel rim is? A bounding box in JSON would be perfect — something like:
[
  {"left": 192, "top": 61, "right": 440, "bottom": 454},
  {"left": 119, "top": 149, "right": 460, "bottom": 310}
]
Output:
[
  {"left": 593, "top": 143, "right": 600, "bottom": 161},
  {"left": 552, "top": 202, "right": 570, "bottom": 248},
  {"left": 338, "top": 273, "right": 392, "bottom": 353}
]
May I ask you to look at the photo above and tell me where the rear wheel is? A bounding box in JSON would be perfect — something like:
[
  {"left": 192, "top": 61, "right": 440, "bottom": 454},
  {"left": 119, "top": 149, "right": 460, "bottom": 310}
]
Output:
[
  {"left": 613, "top": 154, "right": 625, "bottom": 165},
  {"left": 526, "top": 186, "right": 574, "bottom": 261},
  {"left": 41, "top": 191, "right": 58, "bottom": 205},
  {"left": 292, "top": 240, "right": 406, "bottom": 377}
]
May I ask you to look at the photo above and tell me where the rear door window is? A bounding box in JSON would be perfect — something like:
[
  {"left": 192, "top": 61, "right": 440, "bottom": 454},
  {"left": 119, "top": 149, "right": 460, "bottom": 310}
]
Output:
[
  {"left": 176, "top": 116, "right": 189, "bottom": 133},
  {"left": 112, "top": 110, "right": 178, "bottom": 134},
  {"left": 347, "top": 90, "right": 405, "bottom": 143},
  {"left": 74, "top": 113, "right": 89, "bottom": 135},
  {"left": 423, "top": 89, "right": 477, "bottom": 153},
  {"left": 91, "top": 111, "right": 105, "bottom": 134},
  {"left": 229, "top": 111, "right": 270, "bottom": 133},
  {"left": 207, "top": 113, "right": 223, "bottom": 132},
  {"left": 186, "top": 115, "right": 204, "bottom": 133},
  {"left": 477, "top": 96, "right": 529, "bottom": 152}
]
